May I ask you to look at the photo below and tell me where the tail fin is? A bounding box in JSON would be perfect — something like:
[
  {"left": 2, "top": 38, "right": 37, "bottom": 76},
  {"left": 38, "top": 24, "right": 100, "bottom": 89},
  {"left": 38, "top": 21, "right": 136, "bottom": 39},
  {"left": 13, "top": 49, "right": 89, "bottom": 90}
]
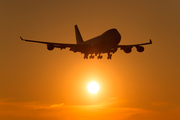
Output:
[{"left": 75, "top": 25, "right": 84, "bottom": 44}]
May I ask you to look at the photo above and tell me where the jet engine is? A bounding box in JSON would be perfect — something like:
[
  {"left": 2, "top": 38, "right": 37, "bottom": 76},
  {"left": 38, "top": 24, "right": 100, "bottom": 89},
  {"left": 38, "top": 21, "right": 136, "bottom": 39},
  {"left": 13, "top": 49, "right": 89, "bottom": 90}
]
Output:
[
  {"left": 135, "top": 45, "right": 144, "bottom": 52},
  {"left": 47, "top": 44, "right": 54, "bottom": 50},
  {"left": 123, "top": 47, "right": 132, "bottom": 53}
]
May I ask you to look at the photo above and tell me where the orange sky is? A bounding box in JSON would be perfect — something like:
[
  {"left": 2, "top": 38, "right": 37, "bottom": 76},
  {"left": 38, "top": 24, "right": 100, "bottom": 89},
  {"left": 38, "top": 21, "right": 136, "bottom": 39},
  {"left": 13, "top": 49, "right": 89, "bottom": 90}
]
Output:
[{"left": 0, "top": 0, "right": 180, "bottom": 120}]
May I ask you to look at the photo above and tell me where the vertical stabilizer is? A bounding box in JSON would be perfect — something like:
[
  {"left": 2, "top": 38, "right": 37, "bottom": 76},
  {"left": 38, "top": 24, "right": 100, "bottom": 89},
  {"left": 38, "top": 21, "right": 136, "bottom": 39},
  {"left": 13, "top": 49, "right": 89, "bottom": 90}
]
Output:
[{"left": 75, "top": 25, "right": 84, "bottom": 44}]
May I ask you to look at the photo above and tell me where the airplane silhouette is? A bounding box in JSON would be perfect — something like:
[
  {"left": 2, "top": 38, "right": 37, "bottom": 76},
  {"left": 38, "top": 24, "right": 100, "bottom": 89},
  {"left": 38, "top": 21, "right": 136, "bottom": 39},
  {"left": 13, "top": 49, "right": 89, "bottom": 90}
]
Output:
[{"left": 20, "top": 25, "right": 152, "bottom": 59}]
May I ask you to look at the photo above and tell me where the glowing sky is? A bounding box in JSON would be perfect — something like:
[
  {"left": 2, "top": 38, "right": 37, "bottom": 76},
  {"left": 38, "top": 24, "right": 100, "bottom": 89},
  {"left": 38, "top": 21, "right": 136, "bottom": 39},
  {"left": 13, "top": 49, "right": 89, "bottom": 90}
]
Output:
[{"left": 0, "top": 0, "right": 180, "bottom": 120}]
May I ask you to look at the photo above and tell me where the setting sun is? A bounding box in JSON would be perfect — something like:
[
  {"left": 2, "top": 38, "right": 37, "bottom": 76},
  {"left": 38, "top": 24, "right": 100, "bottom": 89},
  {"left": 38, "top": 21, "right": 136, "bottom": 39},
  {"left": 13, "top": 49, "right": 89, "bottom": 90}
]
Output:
[{"left": 87, "top": 82, "right": 99, "bottom": 94}]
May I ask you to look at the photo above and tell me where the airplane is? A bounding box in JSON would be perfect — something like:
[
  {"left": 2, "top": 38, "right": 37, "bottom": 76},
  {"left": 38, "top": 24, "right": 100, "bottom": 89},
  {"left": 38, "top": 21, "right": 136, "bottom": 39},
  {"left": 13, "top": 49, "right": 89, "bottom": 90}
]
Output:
[{"left": 20, "top": 25, "right": 152, "bottom": 59}]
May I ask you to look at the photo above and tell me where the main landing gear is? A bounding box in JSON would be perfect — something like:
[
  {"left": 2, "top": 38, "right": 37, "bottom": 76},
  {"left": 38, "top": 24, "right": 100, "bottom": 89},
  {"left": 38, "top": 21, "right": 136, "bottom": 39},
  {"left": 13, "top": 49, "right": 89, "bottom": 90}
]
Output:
[
  {"left": 84, "top": 53, "right": 102, "bottom": 59},
  {"left": 83, "top": 53, "right": 112, "bottom": 59},
  {"left": 97, "top": 55, "right": 103, "bottom": 59},
  {"left": 89, "top": 54, "right": 94, "bottom": 59},
  {"left": 84, "top": 54, "right": 88, "bottom": 59},
  {"left": 84, "top": 54, "right": 95, "bottom": 59}
]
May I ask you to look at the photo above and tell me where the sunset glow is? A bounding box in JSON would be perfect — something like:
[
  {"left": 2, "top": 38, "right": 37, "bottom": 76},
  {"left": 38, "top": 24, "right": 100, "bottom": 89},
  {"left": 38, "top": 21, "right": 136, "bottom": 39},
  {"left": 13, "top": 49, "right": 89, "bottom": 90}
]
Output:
[{"left": 1, "top": 0, "right": 180, "bottom": 120}]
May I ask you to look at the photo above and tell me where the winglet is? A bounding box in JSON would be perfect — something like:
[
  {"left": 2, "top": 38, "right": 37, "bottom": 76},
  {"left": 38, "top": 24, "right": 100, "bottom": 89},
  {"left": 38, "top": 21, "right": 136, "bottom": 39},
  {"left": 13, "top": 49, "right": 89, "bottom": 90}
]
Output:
[
  {"left": 20, "top": 36, "right": 23, "bottom": 40},
  {"left": 150, "top": 39, "right": 152, "bottom": 44}
]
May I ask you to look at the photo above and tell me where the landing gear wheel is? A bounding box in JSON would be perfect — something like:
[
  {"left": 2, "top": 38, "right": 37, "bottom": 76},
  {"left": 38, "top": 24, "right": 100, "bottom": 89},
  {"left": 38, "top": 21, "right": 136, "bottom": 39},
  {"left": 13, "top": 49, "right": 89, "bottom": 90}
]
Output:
[
  {"left": 89, "top": 55, "right": 94, "bottom": 59},
  {"left": 84, "top": 54, "right": 89, "bottom": 59},
  {"left": 98, "top": 55, "right": 103, "bottom": 59}
]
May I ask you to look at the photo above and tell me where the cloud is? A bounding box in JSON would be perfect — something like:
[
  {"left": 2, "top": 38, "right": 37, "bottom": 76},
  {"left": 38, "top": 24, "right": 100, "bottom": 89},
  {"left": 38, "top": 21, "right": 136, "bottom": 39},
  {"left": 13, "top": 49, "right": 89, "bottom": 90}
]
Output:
[
  {"left": 50, "top": 103, "right": 64, "bottom": 108},
  {"left": 152, "top": 102, "right": 169, "bottom": 106},
  {"left": 0, "top": 99, "right": 180, "bottom": 120}
]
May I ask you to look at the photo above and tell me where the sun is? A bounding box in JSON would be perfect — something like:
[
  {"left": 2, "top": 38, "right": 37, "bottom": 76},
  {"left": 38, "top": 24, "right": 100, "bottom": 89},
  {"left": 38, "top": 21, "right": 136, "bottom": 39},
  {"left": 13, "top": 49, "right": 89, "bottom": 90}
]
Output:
[{"left": 87, "top": 82, "right": 99, "bottom": 94}]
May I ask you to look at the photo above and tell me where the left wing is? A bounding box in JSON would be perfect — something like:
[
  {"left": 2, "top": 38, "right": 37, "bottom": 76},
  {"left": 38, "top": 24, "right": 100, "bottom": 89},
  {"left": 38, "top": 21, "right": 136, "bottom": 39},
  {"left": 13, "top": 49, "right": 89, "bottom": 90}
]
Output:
[
  {"left": 117, "top": 39, "right": 152, "bottom": 53},
  {"left": 20, "top": 36, "right": 76, "bottom": 50}
]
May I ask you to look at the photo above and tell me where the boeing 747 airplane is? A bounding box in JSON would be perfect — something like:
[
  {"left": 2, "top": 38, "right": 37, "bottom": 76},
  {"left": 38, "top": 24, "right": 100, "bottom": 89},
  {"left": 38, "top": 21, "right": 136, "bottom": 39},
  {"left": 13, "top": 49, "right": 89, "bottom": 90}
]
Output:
[{"left": 20, "top": 25, "right": 152, "bottom": 59}]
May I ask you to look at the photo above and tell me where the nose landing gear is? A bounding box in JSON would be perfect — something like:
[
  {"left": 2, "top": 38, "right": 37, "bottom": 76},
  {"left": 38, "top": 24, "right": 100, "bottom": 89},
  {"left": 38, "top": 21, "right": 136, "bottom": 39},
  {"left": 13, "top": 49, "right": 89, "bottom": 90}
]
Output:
[{"left": 107, "top": 53, "right": 112, "bottom": 59}]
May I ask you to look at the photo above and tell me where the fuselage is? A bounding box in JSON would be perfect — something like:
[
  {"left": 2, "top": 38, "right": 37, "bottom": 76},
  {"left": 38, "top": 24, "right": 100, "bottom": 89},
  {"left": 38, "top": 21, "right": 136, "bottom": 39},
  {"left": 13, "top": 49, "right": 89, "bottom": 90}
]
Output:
[
  {"left": 80, "top": 28, "right": 121, "bottom": 54},
  {"left": 84, "top": 28, "right": 121, "bottom": 46},
  {"left": 70, "top": 27, "right": 122, "bottom": 55}
]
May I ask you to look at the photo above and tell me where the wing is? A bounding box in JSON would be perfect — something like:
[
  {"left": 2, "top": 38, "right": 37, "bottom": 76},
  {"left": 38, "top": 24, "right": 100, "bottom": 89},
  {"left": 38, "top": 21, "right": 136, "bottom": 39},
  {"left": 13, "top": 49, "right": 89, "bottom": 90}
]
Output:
[
  {"left": 20, "top": 36, "right": 76, "bottom": 50},
  {"left": 117, "top": 39, "right": 152, "bottom": 53}
]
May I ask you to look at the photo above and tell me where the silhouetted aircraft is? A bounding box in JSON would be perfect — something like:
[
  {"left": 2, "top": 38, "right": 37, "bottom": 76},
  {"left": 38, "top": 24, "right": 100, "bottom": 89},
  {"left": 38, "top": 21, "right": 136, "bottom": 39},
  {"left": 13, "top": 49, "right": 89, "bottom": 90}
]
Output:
[{"left": 20, "top": 25, "right": 152, "bottom": 59}]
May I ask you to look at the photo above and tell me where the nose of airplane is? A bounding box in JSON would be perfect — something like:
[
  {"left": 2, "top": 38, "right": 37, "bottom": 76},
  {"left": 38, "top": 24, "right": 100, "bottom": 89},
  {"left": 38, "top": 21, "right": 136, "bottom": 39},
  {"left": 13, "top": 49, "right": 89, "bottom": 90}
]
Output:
[
  {"left": 112, "top": 29, "right": 121, "bottom": 44},
  {"left": 100, "top": 28, "right": 121, "bottom": 47}
]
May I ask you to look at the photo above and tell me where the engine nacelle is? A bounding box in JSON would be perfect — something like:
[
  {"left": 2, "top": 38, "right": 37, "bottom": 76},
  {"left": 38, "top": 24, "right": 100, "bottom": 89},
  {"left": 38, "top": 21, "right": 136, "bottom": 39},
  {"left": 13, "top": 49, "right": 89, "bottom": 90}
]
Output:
[
  {"left": 135, "top": 45, "right": 144, "bottom": 52},
  {"left": 123, "top": 47, "right": 132, "bottom": 53},
  {"left": 47, "top": 44, "right": 54, "bottom": 51}
]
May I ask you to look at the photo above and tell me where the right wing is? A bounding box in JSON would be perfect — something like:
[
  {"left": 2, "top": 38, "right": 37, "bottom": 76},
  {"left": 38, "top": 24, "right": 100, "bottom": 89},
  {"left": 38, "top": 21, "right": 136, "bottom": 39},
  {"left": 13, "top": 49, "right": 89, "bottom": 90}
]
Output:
[
  {"left": 117, "top": 39, "right": 152, "bottom": 53},
  {"left": 117, "top": 39, "right": 152, "bottom": 47},
  {"left": 20, "top": 36, "right": 76, "bottom": 50}
]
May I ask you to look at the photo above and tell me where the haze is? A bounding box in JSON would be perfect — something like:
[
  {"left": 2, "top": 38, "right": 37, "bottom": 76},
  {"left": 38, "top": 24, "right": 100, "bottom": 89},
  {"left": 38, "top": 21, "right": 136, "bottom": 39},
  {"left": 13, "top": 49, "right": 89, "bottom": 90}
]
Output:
[{"left": 0, "top": 0, "right": 180, "bottom": 120}]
